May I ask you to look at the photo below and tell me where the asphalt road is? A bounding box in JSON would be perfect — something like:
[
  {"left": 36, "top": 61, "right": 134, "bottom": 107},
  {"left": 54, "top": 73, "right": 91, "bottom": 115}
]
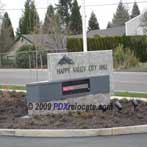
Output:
[
  {"left": 0, "top": 134, "right": 147, "bottom": 147},
  {"left": 0, "top": 69, "right": 147, "bottom": 92},
  {"left": 0, "top": 70, "right": 147, "bottom": 146}
]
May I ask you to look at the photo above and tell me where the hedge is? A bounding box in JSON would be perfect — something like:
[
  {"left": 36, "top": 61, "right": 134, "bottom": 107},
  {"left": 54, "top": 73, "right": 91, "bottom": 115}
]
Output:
[{"left": 67, "top": 36, "right": 147, "bottom": 62}]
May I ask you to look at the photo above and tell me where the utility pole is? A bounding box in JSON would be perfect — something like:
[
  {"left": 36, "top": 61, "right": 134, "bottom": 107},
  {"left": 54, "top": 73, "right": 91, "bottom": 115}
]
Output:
[{"left": 82, "top": 0, "right": 87, "bottom": 52}]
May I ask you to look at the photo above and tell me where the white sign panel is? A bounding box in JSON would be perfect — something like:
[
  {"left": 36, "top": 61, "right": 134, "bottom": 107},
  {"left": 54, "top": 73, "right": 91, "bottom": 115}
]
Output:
[{"left": 47, "top": 50, "right": 113, "bottom": 81}]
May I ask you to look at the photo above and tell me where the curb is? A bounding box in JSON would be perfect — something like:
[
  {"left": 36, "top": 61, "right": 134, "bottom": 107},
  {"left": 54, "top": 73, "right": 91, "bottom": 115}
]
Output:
[
  {"left": 0, "top": 89, "right": 26, "bottom": 93},
  {"left": 111, "top": 96, "right": 147, "bottom": 102},
  {"left": 0, "top": 125, "right": 147, "bottom": 137}
]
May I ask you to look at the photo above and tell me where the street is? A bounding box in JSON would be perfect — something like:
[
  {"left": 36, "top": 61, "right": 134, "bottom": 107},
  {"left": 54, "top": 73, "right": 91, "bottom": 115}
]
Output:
[
  {"left": 0, "top": 69, "right": 147, "bottom": 146},
  {"left": 0, "top": 133, "right": 147, "bottom": 147},
  {"left": 0, "top": 70, "right": 147, "bottom": 146},
  {"left": 0, "top": 69, "right": 147, "bottom": 92}
]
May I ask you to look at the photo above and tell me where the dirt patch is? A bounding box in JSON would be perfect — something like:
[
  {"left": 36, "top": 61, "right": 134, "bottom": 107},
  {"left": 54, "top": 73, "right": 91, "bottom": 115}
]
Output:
[{"left": 0, "top": 91, "right": 147, "bottom": 129}]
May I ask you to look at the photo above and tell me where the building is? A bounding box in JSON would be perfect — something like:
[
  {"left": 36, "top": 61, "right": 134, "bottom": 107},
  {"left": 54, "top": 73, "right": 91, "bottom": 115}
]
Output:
[
  {"left": 125, "top": 14, "right": 147, "bottom": 36},
  {"left": 8, "top": 34, "right": 67, "bottom": 57},
  {"left": 87, "top": 26, "right": 125, "bottom": 37},
  {"left": 72, "top": 13, "right": 147, "bottom": 38},
  {"left": 71, "top": 26, "right": 125, "bottom": 38}
]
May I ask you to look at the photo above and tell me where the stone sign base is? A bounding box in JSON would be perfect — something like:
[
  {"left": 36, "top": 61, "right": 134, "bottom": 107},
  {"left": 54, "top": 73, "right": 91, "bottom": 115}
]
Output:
[{"left": 28, "top": 93, "right": 110, "bottom": 115}]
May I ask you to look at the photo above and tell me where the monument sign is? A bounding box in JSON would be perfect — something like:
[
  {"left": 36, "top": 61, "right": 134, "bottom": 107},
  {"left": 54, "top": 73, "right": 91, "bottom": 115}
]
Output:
[{"left": 26, "top": 50, "right": 113, "bottom": 115}]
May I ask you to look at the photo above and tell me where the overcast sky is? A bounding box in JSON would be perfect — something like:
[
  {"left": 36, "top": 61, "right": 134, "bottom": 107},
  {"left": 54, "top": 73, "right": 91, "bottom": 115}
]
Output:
[{"left": 1, "top": 0, "right": 147, "bottom": 32}]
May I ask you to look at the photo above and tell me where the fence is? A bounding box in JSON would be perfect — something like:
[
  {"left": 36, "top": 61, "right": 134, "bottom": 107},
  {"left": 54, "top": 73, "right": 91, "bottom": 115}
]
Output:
[{"left": 0, "top": 50, "right": 48, "bottom": 69}]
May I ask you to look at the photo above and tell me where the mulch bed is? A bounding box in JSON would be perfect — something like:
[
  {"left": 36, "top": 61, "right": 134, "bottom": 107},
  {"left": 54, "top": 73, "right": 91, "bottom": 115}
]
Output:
[{"left": 0, "top": 91, "right": 147, "bottom": 129}]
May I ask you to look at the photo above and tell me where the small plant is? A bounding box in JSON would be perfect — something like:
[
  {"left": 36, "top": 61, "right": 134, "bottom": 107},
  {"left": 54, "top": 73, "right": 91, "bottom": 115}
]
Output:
[
  {"left": 80, "top": 125, "right": 89, "bottom": 129},
  {"left": 0, "top": 90, "right": 3, "bottom": 95},
  {"left": 33, "top": 115, "right": 42, "bottom": 121},
  {"left": 125, "top": 49, "right": 139, "bottom": 68},
  {"left": 113, "top": 44, "right": 139, "bottom": 69},
  {"left": 80, "top": 112, "right": 95, "bottom": 119}
]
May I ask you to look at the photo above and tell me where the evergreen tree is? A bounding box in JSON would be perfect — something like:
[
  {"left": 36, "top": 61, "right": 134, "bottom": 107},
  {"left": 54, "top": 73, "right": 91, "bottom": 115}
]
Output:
[
  {"left": 88, "top": 11, "right": 100, "bottom": 31},
  {"left": 43, "top": 5, "right": 55, "bottom": 33},
  {"left": 69, "top": 0, "right": 82, "bottom": 34},
  {"left": 0, "top": 12, "right": 14, "bottom": 52},
  {"left": 112, "top": 1, "right": 129, "bottom": 27},
  {"left": 30, "top": 1, "right": 40, "bottom": 33},
  {"left": 18, "top": 0, "right": 40, "bottom": 34},
  {"left": 131, "top": 2, "right": 140, "bottom": 18},
  {"left": 56, "top": 0, "right": 72, "bottom": 29},
  {"left": 107, "top": 21, "right": 112, "bottom": 29}
]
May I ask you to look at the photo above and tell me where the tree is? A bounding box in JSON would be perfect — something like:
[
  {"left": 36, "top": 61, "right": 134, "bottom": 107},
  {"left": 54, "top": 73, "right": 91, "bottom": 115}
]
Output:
[
  {"left": 69, "top": 0, "right": 82, "bottom": 34},
  {"left": 43, "top": 5, "right": 55, "bottom": 33},
  {"left": 107, "top": 21, "right": 112, "bottom": 29},
  {"left": 48, "top": 14, "right": 67, "bottom": 51},
  {"left": 30, "top": 1, "right": 40, "bottom": 33},
  {"left": 0, "top": 0, "right": 3, "bottom": 18},
  {"left": 88, "top": 11, "right": 99, "bottom": 31},
  {"left": 140, "top": 11, "right": 147, "bottom": 33},
  {"left": 0, "top": 1, "right": 4, "bottom": 67},
  {"left": 16, "top": 45, "right": 35, "bottom": 68},
  {"left": 131, "top": 2, "right": 140, "bottom": 18},
  {"left": 0, "top": 12, "right": 14, "bottom": 53},
  {"left": 18, "top": 0, "right": 40, "bottom": 34},
  {"left": 56, "top": 0, "right": 72, "bottom": 30},
  {"left": 112, "top": 1, "right": 129, "bottom": 27}
]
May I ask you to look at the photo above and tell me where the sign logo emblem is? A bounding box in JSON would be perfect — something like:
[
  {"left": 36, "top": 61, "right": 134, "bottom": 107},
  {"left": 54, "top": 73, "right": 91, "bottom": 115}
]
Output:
[{"left": 58, "top": 55, "right": 74, "bottom": 65}]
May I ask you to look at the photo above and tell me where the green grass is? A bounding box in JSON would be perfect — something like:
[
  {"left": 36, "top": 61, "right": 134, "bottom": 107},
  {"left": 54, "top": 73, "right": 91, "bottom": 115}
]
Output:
[
  {"left": 114, "top": 91, "right": 147, "bottom": 98},
  {"left": 115, "top": 62, "right": 147, "bottom": 71},
  {"left": 0, "top": 85, "right": 26, "bottom": 90}
]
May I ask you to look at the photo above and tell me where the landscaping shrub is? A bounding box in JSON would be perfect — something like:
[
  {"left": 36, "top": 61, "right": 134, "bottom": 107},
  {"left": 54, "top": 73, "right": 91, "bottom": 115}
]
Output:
[
  {"left": 67, "top": 36, "right": 147, "bottom": 62},
  {"left": 16, "top": 45, "right": 36, "bottom": 68},
  {"left": 1, "top": 57, "right": 16, "bottom": 68},
  {"left": 16, "top": 45, "right": 47, "bottom": 68},
  {"left": 113, "top": 44, "right": 139, "bottom": 69}
]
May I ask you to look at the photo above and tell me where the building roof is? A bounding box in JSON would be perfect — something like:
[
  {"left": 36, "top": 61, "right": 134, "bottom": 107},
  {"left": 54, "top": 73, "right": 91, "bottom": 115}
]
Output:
[
  {"left": 7, "top": 34, "right": 67, "bottom": 57},
  {"left": 21, "top": 34, "right": 66, "bottom": 52},
  {"left": 87, "top": 26, "right": 125, "bottom": 37},
  {"left": 125, "top": 15, "right": 141, "bottom": 25},
  {"left": 70, "top": 26, "right": 125, "bottom": 38}
]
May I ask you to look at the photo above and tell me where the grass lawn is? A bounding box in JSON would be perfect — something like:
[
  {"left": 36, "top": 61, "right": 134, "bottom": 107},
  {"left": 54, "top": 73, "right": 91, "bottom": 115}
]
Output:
[
  {"left": 114, "top": 91, "right": 147, "bottom": 98},
  {"left": 0, "top": 85, "right": 147, "bottom": 98},
  {"left": 0, "top": 85, "right": 26, "bottom": 90},
  {"left": 115, "top": 62, "right": 147, "bottom": 72}
]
